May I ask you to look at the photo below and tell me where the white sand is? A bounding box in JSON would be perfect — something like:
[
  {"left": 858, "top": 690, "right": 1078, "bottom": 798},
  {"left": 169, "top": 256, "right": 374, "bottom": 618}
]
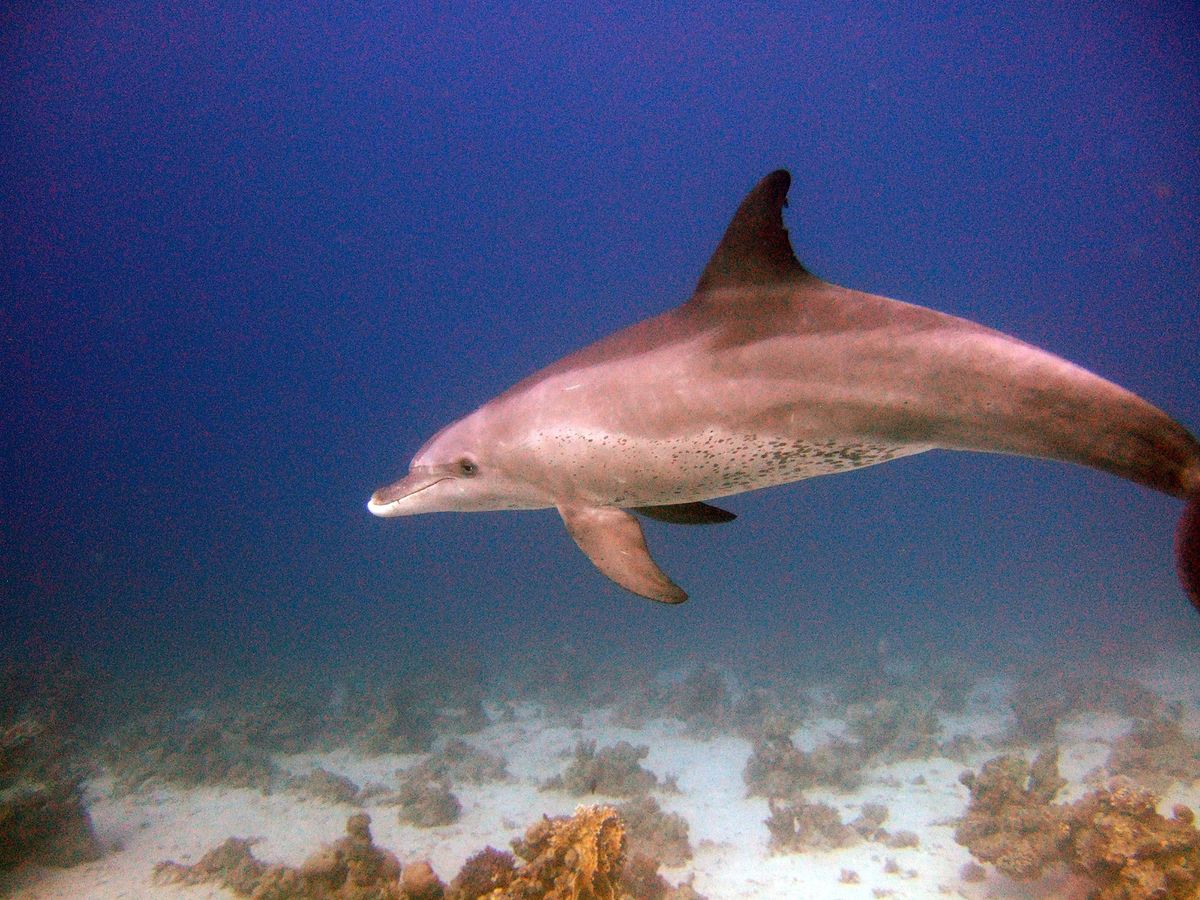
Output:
[{"left": 6, "top": 661, "right": 1199, "bottom": 900}]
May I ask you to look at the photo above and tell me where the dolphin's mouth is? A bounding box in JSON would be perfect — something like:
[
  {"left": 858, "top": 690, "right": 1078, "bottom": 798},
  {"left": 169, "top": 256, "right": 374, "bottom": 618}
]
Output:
[{"left": 366, "top": 476, "right": 449, "bottom": 516}]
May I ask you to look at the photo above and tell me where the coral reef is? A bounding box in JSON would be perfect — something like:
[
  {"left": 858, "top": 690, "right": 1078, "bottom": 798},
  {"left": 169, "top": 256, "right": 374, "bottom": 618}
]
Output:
[
  {"left": 222, "top": 676, "right": 336, "bottom": 755},
  {"left": 1104, "top": 715, "right": 1200, "bottom": 793},
  {"left": 663, "top": 666, "right": 734, "bottom": 740},
  {"left": 0, "top": 649, "right": 103, "bottom": 870},
  {"left": 765, "top": 797, "right": 917, "bottom": 854},
  {"left": 730, "top": 686, "right": 807, "bottom": 745},
  {"left": 744, "top": 688, "right": 951, "bottom": 800},
  {"left": 425, "top": 738, "right": 509, "bottom": 784},
  {"left": 103, "top": 714, "right": 278, "bottom": 793},
  {"left": 447, "top": 846, "right": 517, "bottom": 898},
  {"left": 743, "top": 726, "right": 866, "bottom": 798},
  {"left": 765, "top": 797, "right": 858, "bottom": 852},
  {"left": 1007, "top": 666, "right": 1164, "bottom": 744},
  {"left": 0, "top": 764, "right": 101, "bottom": 869},
  {"left": 388, "top": 764, "right": 461, "bottom": 827},
  {"left": 615, "top": 796, "right": 693, "bottom": 866},
  {"left": 956, "top": 751, "right": 1200, "bottom": 897},
  {"left": 288, "top": 766, "right": 362, "bottom": 805},
  {"left": 954, "top": 748, "right": 1070, "bottom": 880},
  {"left": 156, "top": 799, "right": 705, "bottom": 900},
  {"left": 351, "top": 682, "right": 442, "bottom": 755},
  {"left": 155, "top": 812, "right": 405, "bottom": 898},
  {"left": 618, "top": 853, "right": 705, "bottom": 900},
  {"left": 1070, "top": 778, "right": 1200, "bottom": 900},
  {"left": 845, "top": 694, "right": 943, "bottom": 762},
  {"left": 544, "top": 740, "right": 660, "bottom": 797},
  {"left": 506, "top": 805, "right": 626, "bottom": 899}
]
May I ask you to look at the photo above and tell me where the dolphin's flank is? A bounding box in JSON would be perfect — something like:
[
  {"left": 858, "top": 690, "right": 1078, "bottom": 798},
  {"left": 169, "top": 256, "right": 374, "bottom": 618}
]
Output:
[{"left": 369, "top": 170, "right": 1200, "bottom": 612}]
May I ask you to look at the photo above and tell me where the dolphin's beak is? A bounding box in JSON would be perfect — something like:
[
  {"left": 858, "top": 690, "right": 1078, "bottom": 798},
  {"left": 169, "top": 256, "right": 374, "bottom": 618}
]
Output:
[{"left": 366, "top": 473, "right": 448, "bottom": 517}]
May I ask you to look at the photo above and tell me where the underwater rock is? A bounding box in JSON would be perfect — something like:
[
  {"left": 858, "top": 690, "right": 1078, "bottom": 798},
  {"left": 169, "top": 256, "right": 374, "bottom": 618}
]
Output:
[
  {"left": 954, "top": 748, "right": 1070, "bottom": 880},
  {"left": 615, "top": 796, "right": 693, "bottom": 867},
  {"left": 544, "top": 740, "right": 660, "bottom": 797},
  {"left": 155, "top": 812, "right": 407, "bottom": 898},
  {"left": 1103, "top": 715, "right": 1200, "bottom": 794}
]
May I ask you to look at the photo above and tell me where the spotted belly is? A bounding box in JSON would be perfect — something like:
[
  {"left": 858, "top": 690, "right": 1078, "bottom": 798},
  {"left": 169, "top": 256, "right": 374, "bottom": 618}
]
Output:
[{"left": 534, "top": 427, "right": 926, "bottom": 506}]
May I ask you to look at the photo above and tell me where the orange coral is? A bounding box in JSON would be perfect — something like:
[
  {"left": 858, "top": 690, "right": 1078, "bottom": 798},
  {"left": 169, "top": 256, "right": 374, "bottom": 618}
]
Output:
[
  {"left": 1068, "top": 778, "right": 1200, "bottom": 900},
  {"left": 505, "top": 804, "right": 626, "bottom": 900}
]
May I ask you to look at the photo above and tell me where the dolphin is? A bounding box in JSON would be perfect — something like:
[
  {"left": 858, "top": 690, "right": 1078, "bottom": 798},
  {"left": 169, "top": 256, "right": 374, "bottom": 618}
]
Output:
[{"left": 369, "top": 170, "right": 1200, "bottom": 609}]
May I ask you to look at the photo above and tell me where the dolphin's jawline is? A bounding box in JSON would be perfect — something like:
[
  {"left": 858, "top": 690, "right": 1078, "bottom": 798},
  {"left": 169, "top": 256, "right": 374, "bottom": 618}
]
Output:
[{"left": 368, "top": 476, "right": 450, "bottom": 516}]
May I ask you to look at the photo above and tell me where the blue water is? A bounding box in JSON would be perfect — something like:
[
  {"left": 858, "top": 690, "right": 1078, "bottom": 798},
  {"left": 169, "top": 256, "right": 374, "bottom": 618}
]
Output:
[{"left": 3, "top": 0, "right": 1197, "bottom": 745}]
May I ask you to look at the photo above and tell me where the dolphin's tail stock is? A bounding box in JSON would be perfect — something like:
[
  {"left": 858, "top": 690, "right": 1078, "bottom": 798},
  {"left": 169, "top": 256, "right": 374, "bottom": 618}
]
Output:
[{"left": 1178, "top": 487, "right": 1200, "bottom": 614}]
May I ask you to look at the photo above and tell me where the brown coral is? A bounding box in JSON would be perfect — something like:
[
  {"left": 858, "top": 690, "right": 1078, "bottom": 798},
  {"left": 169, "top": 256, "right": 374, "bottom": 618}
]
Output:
[
  {"left": 544, "top": 740, "right": 659, "bottom": 797},
  {"left": 954, "top": 748, "right": 1070, "bottom": 880},
  {"left": 155, "top": 812, "right": 407, "bottom": 899},
  {"left": 1008, "top": 666, "right": 1164, "bottom": 744},
  {"left": 388, "top": 764, "right": 461, "bottom": 827},
  {"left": 743, "top": 728, "right": 866, "bottom": 798},
  {"left": 765, "top": 797, "right": 858, "bottom": 852},
  {"left": 447, "top": 847, "right": 517, "bottom": 898},
  {"left": 615, "top": 796, "right": 693, "bottom": 867}
]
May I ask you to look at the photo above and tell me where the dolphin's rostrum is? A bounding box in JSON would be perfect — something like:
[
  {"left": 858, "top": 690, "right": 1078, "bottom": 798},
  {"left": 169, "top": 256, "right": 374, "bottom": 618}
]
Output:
[{"left": 369, "top": 171, "right": 1200, "bottom": 610}]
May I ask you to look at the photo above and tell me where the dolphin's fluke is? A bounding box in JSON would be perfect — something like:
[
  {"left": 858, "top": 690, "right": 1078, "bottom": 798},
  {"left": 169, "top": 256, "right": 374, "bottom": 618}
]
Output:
[
  {"left": 558, "top": 505, "right": 688, "bottom": 604},
  {"left": 1177, "top": 491, "right": 1200, "bottom": 614}
]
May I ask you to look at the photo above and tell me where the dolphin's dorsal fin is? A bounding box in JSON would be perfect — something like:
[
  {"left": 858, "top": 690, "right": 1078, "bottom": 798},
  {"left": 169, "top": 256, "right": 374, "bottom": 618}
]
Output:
[{"left": 693, "top": 169, "right": 808, "bottom": 296}]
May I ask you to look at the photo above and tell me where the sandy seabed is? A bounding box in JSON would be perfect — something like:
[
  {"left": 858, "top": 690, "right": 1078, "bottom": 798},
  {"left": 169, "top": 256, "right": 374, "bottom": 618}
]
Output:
[{"left": 4, "top": 652, "right": 1200, "bottom": 900}]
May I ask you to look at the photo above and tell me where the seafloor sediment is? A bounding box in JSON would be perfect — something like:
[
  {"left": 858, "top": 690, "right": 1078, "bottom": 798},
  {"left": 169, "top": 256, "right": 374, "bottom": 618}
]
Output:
[{"left": 2, "top": 642, "right": 1199, "bottom": 899}]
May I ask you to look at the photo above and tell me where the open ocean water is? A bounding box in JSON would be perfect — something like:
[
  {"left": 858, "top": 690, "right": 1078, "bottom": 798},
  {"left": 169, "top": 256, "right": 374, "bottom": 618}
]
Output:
[{"left": 3, "top": 4, "right": 1198, "bottom": 898}]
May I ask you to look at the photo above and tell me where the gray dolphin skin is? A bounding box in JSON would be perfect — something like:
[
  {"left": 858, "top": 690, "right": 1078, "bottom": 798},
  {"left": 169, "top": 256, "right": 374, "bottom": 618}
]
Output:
[{"left": 369, "top": 170, "right": 1200, "bottom": 610}]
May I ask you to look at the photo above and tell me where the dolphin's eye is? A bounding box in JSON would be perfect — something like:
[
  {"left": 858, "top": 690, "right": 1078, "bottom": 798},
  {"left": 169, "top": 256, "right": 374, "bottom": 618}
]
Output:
[{"left": 458, "top": 458, "right": 478, "bottom": 477}]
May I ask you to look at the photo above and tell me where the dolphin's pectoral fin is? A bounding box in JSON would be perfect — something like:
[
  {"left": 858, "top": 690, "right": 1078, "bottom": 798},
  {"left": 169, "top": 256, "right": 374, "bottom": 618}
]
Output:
[
  {"left": 557, "top": 505, "right": 688, "bottom": 604},
  {"left": 633, "top": 502, "right": 737, "bottom": 525}
]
